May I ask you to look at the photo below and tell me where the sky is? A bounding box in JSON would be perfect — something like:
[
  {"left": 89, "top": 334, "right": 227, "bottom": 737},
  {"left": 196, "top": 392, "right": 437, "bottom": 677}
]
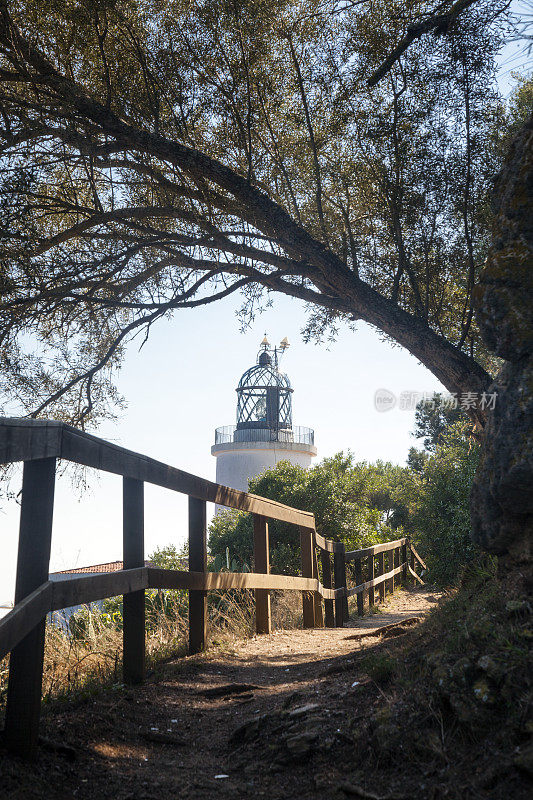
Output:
[
  {"left": 0, "top": 6, "right": 531, "bottom": 606},
  {"left": 0, "top": 296, "right": 445, "bottom": 604}
]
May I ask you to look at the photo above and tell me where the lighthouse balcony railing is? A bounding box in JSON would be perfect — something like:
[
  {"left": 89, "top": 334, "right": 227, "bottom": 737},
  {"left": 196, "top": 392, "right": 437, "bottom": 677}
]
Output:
[{"left": 214, "top": 425, "right": 314, "bottom": 446}]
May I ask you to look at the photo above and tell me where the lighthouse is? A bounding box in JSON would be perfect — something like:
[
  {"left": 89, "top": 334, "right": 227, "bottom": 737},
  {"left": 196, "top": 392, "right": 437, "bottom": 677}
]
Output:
[{"left": 212, "top": 336, "right": 317, "bottom": 500}]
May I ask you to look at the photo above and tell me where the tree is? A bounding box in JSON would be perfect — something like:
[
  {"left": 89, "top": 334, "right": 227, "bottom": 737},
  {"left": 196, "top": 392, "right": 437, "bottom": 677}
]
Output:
[
  {"left": 407, "top": 447, "right": 428, "bottom": 475},
  {"left": 491, "top": 74, "right": 533, "bottom": 157},
  {"left": 407, "top": 391, "right": 468, "bottom": 477},
  {"left": 412, "top": 392, "right": 467, "bottom": 452},
  {"left": 0, "top": 0, "right": 509, "bottom": 426},
  {"left": 413, "top": 421, "right": 481, "bottom": 584},
  {"left": 359, "top": 0, "right": 532, "bottom": 566},
  {"left": 208, "top": 453, "right": 418, "bottom": 574}
]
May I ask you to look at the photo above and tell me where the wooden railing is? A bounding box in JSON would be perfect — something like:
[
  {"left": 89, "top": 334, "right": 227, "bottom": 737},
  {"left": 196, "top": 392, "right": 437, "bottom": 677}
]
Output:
[{"left": 0, "top": 418, "right": 426, "bottom": 758}]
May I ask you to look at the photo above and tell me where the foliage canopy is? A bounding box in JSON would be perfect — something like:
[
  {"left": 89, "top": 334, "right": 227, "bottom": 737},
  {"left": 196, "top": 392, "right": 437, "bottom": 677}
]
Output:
[
  {"left": 208, "top": 452, "right": 417, "bottom": 574},
  {"left": 0, "top": 0, "right": 512, "bottom": 424}
]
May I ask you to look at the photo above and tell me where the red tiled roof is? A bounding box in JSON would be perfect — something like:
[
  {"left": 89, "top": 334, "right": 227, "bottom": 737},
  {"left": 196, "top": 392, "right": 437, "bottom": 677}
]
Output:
[{"left": 52, "top": 560, "right": 153, "bottom": 575}]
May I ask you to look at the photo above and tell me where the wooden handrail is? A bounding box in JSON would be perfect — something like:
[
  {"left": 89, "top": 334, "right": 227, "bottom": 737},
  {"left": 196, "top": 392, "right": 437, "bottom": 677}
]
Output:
[
  {"left": 0, "top": 567, "right": 346, "bottom": 660},
  {"left": 0, "top": 418, "right": 314, "bottom": 527},
  {"left": 409, "top": 543, "right": 427, "bottom": 570},
  {"left": 0, "top": 581, "right": 53, "bottom": 661},
  {"left": 147, "top": 568, "right": 340, "bottom": 598},
  {"left": 0, "top": 553, "right": 422, "bottom": 662},
  {"left": 344, "top": 563, "right": 405, "bottom": 598},
  {"left": 408, "top": 564, "right": 425, "bottom": 585},
  {"left": 0, "top": 417, "right": 427, "bottom": 759},
  {"left": 50, "top": 569, "right": 148, "bottom": 612},
  {"left": 314, "top": 531, "right": 345, "bottom": 553},
  {"left": 345, "top": 538, "right": 407, "bottom": 561}
]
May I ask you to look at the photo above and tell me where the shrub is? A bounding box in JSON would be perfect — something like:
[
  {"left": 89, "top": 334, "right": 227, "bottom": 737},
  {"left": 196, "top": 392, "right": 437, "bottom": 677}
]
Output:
[
  {"left": 413, "top": 422, "right": 481, "bottom": 585},
  {"left": 208, "top": 453, "right": 417, "bottom": 575}
]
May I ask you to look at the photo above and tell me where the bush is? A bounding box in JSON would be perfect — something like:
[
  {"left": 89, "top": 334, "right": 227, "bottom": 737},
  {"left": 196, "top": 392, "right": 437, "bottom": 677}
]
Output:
[
  {"left": 413, "top": 422, "right": 481, "bottom": 585},
  {"left": 208, "top": 453, "right": 417, "bottom": 575}
]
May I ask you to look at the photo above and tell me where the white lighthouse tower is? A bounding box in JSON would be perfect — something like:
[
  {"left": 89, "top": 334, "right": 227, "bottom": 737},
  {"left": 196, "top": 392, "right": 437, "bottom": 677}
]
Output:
[{"left": 212, "top": 336, "right": 317, "bottom": 499}]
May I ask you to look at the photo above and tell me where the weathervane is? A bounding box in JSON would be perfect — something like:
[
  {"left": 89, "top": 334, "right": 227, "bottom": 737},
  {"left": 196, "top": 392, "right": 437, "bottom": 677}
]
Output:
[{"left": 258, "top": 333, "right": 290, "bottom": 370}]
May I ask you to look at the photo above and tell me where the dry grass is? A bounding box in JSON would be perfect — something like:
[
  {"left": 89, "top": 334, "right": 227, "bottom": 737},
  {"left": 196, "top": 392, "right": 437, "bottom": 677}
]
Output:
[{"left": 0, "top": 588, "right": 303, "bottom": 713}]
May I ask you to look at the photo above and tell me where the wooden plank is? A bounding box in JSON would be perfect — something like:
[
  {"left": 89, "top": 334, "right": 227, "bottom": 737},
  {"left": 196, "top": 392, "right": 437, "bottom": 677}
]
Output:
[
  {"left": 5, "top": 565, "right": 345, "bottom": 618},
  {"left": 333, "top": 549, "right": 347, "bottom": 627},
  {"left": 344, "top": 616, "right": 421, "bottom": 640},
  {"left": 354, "top": 558, "right": 364, "bottom": 616},
  {"left": 320, "top": 550, "right": 335, "bottom": 628},
  {"left": 300, "top": 527, "right": 316, "bottom": 628},
  {"left": 5, "top": 458, "right": 56, "bottom": 759},
  {"left": 146, "top": 568, "right": 339, "bottom": 599},
  {"left": 409, "top": 543, "right": 427, "bottom": 570},
  {"left": 0, "top": 419, "right": 62, "bottom": 465},
  {"left": 408, "top": 564, "right": 425, "bottom": 585},
  {"left": 0, "top": 582, "right": 53, "bottom": 662},
  {"left": 188, "top": 497, "right": 207, "bottom": 654},
  {"left": 401, "top": 541, "right": 408, "bottom": 586},
  {"left": 123, "top": 478, "right": 145, "bottom": 685},
  {"left": 61, "top": 425, "right": 314, "bottom": 527},
  {"left": 253, "top": 515, "right": 271, "bottom": 635},
  {"left": 344, "top": 538, "right": 407, "bottom": 561},
  {"left": 408, "top": 544, "right": 416, "bottom": 586},
  {"left": 314, "top": 531, "right": 345, "bottom": 554},
  {"left": 345, "top": 563, "right": 405, "bottom": 598},
  {"left": 50, "top": 569, "right": 148, "bottom": 609},
  {"left": 0, "top": 418, "right": 315, "bottom": 526},
  {"left": 377, "top": 552, "right": 385, "bottom": 602},
  {"left": 368, "top": 554, "right": 375, "bottom": 608}
]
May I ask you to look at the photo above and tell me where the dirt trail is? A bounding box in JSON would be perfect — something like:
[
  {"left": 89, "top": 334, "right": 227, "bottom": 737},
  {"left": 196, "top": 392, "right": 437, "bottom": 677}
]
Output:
[{"left": 1, "top": 588, "right": 442, "bottom": 800}]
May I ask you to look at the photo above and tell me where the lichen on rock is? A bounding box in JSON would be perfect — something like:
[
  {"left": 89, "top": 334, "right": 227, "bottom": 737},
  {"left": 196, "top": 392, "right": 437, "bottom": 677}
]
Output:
[{"left": 471, "top": 113, "right": 533, "bottom": 579}]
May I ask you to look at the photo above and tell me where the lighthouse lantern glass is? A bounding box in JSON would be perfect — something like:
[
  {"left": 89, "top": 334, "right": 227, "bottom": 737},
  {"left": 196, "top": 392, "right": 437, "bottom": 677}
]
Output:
[{"left": 236, "top": 361, "right": 293, "bottom": 431}]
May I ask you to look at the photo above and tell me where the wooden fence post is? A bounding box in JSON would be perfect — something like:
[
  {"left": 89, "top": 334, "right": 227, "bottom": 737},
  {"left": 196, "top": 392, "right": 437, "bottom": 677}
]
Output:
[
  {"left": 401, "top": 540, "right": 408, "bottom": 586},
  {"left": 253, "top": 515, "right": 271, "bottom": 634},
  {"left": 355, "top": 557, "right": 364, "bottom": 617},
  {"left": 5, "top": 458, "right": 56, "bottom": 759},
  {"left": 320, "top": 550, "right": 335, "bottom": 628},
  {"left": 342, "top": 549, "right": 349, "bottom": 621},
  {"left": 300, "top": 527, "right": 315, "bottom": 628},
  {"left": 312, "top": 541, "right": 324, "bottom": 628},
  {"left": 123, "top": 477, "right": 145, "bottom": 685},
  {"left": 377, "top": 552, "right": 385, "bottom": 602},
  {"left": 333, "top": 548, "right": 347, "bottom": 627},
  {"left": 389, "top": 548, "right": 396, "bottom": 595},
  {"left": 189, "top": 497, "right": 207, "bottom": 653},
  {"left": 368, "top": 555, "right": 375, "bottom": 608}
]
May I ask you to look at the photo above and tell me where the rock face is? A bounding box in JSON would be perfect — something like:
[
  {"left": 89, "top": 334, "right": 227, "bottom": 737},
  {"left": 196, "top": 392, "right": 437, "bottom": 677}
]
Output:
[{"left": 471, "top": 113, "right": 533, "bottom": 573}]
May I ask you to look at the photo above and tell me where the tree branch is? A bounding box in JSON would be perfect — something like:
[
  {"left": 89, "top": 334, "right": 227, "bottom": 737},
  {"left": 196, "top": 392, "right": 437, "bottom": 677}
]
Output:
[{"left": 367, "top": 0, "right": 479, "bottom": 87}]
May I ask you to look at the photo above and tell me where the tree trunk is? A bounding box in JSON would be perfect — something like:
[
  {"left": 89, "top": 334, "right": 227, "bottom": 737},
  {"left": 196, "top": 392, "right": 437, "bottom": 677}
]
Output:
[{"left": 471, "top": 113, "right": 533, "bottom": 583}]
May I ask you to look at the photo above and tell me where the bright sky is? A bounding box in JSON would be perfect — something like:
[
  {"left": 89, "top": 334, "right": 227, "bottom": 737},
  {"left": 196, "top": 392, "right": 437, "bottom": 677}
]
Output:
[
  {"left": 0, "top": 8, "right": 531, "bottom": 605},
  {"left": 0, "top": 297, "right": 445, "bottom": 603}
]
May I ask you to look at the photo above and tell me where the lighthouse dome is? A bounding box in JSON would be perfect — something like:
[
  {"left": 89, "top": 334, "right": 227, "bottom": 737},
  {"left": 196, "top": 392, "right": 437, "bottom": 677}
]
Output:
[
  {"left": 236, "top": 357, "right": 293, "bottom": 431},
  {"left": 211, "top": 337, "right": 316, "bottom": 507}
]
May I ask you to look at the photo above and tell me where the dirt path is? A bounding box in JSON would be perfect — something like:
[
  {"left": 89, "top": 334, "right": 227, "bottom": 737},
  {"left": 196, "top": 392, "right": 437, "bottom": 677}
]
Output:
[{"left": 1, "top": 588, "right": 442, "bottom": 800}]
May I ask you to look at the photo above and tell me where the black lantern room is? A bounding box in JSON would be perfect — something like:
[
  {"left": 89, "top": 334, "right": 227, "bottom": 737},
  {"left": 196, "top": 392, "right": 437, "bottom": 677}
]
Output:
[{"left": 236, "top": 336, "right": 293, "bottom": 432}]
